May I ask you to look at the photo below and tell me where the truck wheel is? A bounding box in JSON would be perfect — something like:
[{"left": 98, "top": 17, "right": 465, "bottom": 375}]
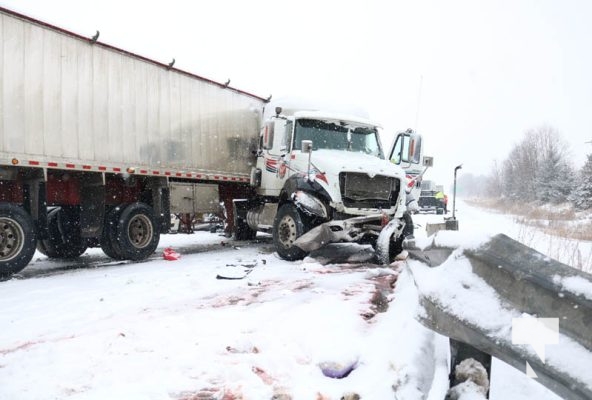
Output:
[
  {"left": 114, "top": 203, "right": 160, "bottom": 261},
  {"left": 39, "top": 207, "right": 87, "bottom": 259},
  {"left": 0, "top": 203, "right": 36, "bottom": 277},
  {"left": 273, "top": 203, "right": 309, "bottom": 261},
  {"left": 376, "top": 212, "right": 414, "bottom": 265},
  {"left": 100, "top": 206, "right": 125, "bottom": 260},
  {"left": 37, "top": 208, "right": 60, "bottom": 258},
  {"left": 233, "top": 201, "right": 257, "bottom": 241}
]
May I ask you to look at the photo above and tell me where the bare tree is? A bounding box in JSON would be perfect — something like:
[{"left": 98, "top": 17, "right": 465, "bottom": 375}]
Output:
[
  {"left": 499, "top": 126, "right": 572, "bottom": 202},
  {"left": 484, "top": 160, "right": 503, "bottom": 197}
]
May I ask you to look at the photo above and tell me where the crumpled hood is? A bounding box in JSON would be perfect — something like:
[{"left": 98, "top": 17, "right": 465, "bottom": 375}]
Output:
[{"left": 308, "top": 150, "right": 404, "bottom": 179}]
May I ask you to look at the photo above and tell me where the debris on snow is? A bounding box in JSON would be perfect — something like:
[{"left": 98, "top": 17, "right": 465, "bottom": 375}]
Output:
[
  {"left": 163, "top": 247, "right": 181, "bottom": 261},
  {"left": 318, "top": 359, "right": 358, "bottom": 378},
  {"left": 216, "top": 260, "right": 257, "bottom": 280}
]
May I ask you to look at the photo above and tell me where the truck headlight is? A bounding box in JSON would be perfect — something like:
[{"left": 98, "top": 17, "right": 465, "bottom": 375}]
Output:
[{"left": 292, "top": 191, "right": 328, "bottom": 219}]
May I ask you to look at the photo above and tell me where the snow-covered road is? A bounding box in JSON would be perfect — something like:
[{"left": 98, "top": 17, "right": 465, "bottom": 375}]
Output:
[{"left": 0, "top": 201, "right": 568, "bottom": 399}]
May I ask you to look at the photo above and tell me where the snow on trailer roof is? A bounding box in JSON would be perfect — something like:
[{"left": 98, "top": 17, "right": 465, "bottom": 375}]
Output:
[{"left": 0, "top": 6, "right": 267, "bottom": 103}]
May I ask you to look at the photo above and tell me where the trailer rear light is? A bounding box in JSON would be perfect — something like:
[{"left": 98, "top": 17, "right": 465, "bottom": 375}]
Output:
[
  {"left": 127, "top": 167, "right": 136, "bottom": 174},
  {"left": 11, "top": 158, "right": 19, "bottom": 165}
]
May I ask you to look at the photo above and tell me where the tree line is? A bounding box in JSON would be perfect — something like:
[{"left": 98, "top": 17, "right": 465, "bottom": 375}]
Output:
[{"left": 456, "top": 126, "right": 592, "bottom": 210}]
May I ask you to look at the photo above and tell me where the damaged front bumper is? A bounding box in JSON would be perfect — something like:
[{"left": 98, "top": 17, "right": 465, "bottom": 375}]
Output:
[{"left": 293, "top": 214, "right": 386, "bottom": 252}]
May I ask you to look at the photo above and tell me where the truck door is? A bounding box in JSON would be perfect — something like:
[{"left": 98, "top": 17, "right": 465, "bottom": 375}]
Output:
[{"left": 257, "top": 118, "right": 293, "bottom": 196}]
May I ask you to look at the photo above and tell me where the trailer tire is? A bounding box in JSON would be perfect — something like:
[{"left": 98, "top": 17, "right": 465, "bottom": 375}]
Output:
[
  {"left": 273, "top": 203, "right": 310, "bottom": 261},
  {"left": 37, "top": 208, "right": 60, "bottom": 258},
  {"left": 100, "top": 206, "right": 126, "bottom": 260},
  {"left": 0, "top": 203, "right": 37, "bottom": 277},
  {"left": 115, "top": 203, "right": 160, "bottom": 261},
  {"left": 39, "top": 208, "right": 87, "bottom": 259}
]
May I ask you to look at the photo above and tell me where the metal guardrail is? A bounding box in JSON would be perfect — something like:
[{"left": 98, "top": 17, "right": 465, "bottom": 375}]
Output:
[{"left": 408, "top": 233, "right": 592, "bottom": 400}]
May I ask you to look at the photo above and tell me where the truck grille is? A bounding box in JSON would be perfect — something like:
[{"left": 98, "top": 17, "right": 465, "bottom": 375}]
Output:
[{"left": 339, "top": 173, "right": 400, "bottom": 209}]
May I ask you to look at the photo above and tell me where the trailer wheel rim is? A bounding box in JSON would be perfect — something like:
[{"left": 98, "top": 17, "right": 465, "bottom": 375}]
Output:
[
  {"left": 0, "top": 217, "right": 25, "bottom": 262},
  {"left": 126, "top": 214, "right": 153, "bottom": 249},
  {"left": 278, "top": 215, "right": 298, "bottom": 249}
]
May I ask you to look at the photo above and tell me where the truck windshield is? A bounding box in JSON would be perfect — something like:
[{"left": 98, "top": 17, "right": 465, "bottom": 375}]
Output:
[{"left": 293, "top": 119, "right": 383, "bottom": 158}]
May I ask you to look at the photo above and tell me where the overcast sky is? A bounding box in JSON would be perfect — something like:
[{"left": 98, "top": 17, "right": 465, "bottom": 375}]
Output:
[{"left": 2, "top": 0, "right": 592, "bottom": 188}]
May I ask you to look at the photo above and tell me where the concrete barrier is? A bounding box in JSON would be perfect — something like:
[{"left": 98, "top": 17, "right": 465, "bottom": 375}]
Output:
[{"left": 409, "top": 233, "right": 592, "bottom": 400}]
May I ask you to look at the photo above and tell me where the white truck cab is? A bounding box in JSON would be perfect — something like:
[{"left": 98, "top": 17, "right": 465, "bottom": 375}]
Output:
[{"left": 240, "top": 103, "right": 423, "bottom": 264}]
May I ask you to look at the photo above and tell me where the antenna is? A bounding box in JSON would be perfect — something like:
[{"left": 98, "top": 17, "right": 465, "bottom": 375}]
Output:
[{"left": 415, "top": 74, "right": 423, "bottom": 131}]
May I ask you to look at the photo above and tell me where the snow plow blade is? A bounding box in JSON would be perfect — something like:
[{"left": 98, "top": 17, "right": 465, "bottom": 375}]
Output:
[{"left": 408, "top": 233, "right": 592, "bottom": 400}]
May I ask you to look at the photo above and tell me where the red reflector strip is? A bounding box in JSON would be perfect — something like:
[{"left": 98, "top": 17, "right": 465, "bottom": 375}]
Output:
[{"left": 18, "top": 162, "right": 248, "bottom": 183}]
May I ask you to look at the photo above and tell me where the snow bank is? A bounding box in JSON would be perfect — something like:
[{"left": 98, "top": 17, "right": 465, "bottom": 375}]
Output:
[
  {"left": 414, "top": 229, "right": 493, "bottom": 252},
  {"left": 409, "top": 253, "right": 592, "bottom": 392},
  {"left": 553, "top": 274, "right": 592, "bottom": 300}
]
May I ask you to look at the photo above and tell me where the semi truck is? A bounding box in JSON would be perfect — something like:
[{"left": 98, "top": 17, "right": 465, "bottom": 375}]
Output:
[
  {"left": 418, "top": 180, "right": 446, "bottom": 214},
  {"left": 0, "top": 7, "right": 422, "bottom": 277}
]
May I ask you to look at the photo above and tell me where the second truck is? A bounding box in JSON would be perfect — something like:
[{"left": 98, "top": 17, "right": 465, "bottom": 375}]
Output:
[{"left": 0, "top": 7, "right": 423, "bottom": 277}]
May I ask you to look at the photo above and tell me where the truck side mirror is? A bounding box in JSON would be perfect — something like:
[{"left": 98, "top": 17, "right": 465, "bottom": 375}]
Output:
[
  {"left": 407, "top": 133, "right": 422, "bottom": 164},
  {"left": 389, "top": 129, "right": 422, "bottom": 167},
  {"left": 262, "top": 121, "right": 274, "bottom": 150},
  {"left": 301, "top": 140, "right": 313, "bottom": 153}
]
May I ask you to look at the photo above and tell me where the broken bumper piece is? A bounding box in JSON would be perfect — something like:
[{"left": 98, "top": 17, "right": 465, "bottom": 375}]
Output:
[{"left": 293, "top": 214, "right": 384, "bottom": 252}]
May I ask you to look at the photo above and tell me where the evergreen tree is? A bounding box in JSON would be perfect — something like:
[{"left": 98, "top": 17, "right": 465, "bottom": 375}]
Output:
[
  {"left": 570, "top": 154, "right": 592, "bottom": 210},
  {"left": 536, "top": 152, "right": 574, "bottom": 203},
  {"left": 497, "top": 125, "right": 572, "bottom": 203}
]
